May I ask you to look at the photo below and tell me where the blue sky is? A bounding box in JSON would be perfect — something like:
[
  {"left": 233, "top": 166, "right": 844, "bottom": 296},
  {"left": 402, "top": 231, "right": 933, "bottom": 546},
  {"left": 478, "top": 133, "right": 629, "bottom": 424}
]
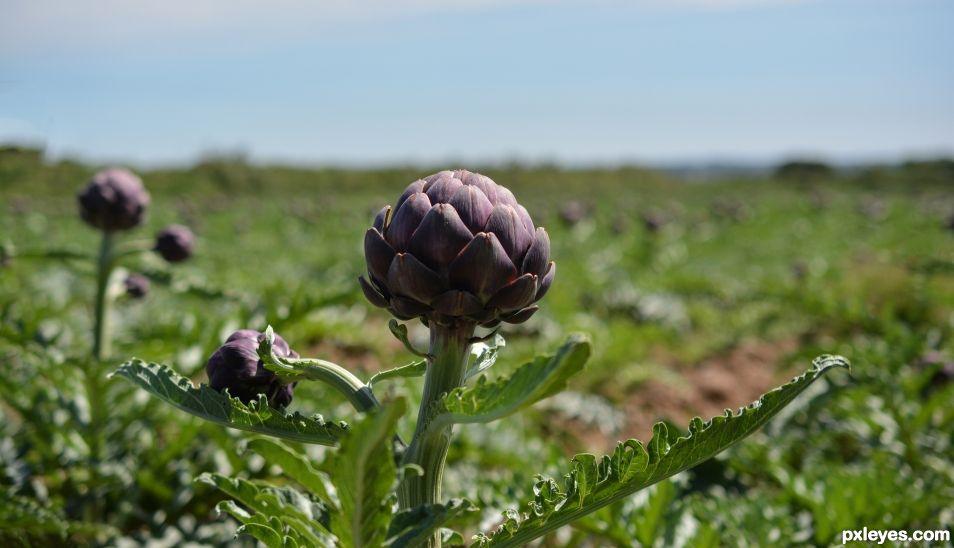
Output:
[{"left": 1, "top": 0, "right": 952, "bottom": 166}]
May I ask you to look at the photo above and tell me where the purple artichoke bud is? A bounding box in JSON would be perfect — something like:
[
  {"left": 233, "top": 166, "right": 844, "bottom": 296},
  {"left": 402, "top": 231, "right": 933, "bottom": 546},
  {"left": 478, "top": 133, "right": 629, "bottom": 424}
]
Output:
[
  {"left": 77, "top": 168, "right": 151, "bottom": 231},
  {"left": 558, "top": 200, "right": 590, "bottom": 226},
  {"left": 123, "top": 273, "right": 150, "bottom": 299},
  {"left": 641, "top": 212, "right": 665, "bottom": 233},
  {"left": 207, "top": 329, "right": 299, "bottom": 408},
  {"left": 916, "top": 351, "right": 954, "bottom": 396},
  {"left": 154, "top": 224, "right": 195, "bottom": 263},
  {"left": 360, "top": 170, "right": 555, "bottom": 327}
]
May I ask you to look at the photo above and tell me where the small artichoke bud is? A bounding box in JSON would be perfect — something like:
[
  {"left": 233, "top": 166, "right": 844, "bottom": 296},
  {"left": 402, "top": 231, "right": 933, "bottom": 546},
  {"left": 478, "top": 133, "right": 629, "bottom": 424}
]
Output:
[
  {"left": 641, "top": 212, "right": 665, "bottom": 233},
  {"left": 559, "top": 200, "right": 590, "bottom": 226},
  {"left": 206, "top": 329, "right": 299, "bottom": 408},
  {"left": 154, "top": 224, "right": 195, "bottom": 262},
  {"left": 124, "top": 273, "right": 150, "bottom": 299},
  {"left": 77, "top": 168, "right": 150, "bottom": 231},
  {"left": 360, "top": 170, "right": 555, "bottom": 327}
]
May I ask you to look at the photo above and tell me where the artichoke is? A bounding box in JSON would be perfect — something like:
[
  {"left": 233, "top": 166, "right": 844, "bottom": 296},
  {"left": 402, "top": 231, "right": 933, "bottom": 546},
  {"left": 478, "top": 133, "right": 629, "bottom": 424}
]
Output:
[
  {"left": 360, "top": 169, "right": 554, "bottom": 327},
  {"left": 77, "top": 168, "right": 151, "bottom": 231},
  {"left": 154, "top": 224, "right": 195, "bottom": 263},
  {"left": 206, "top": 329, "right": 298, "bottom": 408},
  {"left": 123, "top": 273, "right": 150, "bottom": 299}
]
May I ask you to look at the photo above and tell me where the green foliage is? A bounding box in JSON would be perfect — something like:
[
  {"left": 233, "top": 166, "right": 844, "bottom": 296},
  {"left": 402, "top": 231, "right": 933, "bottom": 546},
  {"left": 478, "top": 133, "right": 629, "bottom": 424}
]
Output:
[
  {"left": 0, "top": 490, "right": 108, "bottom": 546},
  {"left": 325, "top": 399, "right": 407, "bottom": 548},
  {"left": 199, "top": 474, "right": 332, "bottom": 547},
  {"left": 370, "top": 359, "right": 428, "bottom": 388},
  {"left": 200, "top": 400, "right": 406, "bottom": 546},
  {"left": 111, "top": 360, "right": 348, "bottom": 445},
  {"left": 389, "top": 319, "right": 429, "bottom": 357},
  {"left": 474, "top": 356, "right": 849, "bottom": 547},
  {"left": 386, "top": 499, "right": 476, "bottom": 547},
  {"left": 244, "top": 439, "right": 332, "bottom": 500},
  {"left": 3, "top": 161, "right": 951, "bottom": 546}
]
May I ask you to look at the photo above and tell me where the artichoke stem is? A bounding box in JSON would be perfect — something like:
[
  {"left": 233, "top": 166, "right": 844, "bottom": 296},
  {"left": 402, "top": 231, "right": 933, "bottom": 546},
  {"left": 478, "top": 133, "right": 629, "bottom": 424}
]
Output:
[
  {"left": 399, "top": 321, "right": 475, "bottom": 547},
  {"left": 87, "top": 229, "right": 116, "bottom": 522},
  {"left": 92, "top": 230, "right": 116, "bottom": 361}
]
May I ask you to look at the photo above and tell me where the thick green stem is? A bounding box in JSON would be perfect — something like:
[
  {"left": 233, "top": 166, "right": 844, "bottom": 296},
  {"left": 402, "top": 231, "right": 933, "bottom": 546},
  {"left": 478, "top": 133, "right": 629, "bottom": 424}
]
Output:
[
  {"left": 87, "top": 230, "right": 116, "bottom": 522},
  {"left": 92, "top": 231, "right": 116, "bottom": 361},
  {"left": 398, "top": 321, "right": 475, "bottom": 548}
]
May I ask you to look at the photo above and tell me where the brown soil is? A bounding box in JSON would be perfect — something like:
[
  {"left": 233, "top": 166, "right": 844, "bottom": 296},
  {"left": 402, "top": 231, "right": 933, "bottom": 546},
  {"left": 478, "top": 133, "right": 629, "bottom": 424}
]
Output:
[{"left": 572, "top": 338, "right": 798, "bottom": 452}]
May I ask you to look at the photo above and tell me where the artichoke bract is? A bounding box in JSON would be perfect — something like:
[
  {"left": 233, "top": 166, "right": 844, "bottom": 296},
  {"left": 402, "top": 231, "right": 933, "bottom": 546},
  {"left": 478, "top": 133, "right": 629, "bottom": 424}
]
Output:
[
  {"left": 154, "top": 224, "right": 195, "bottom": 263},
  {"left": 77, "top": 168, "right": 150, "bottom": 231},
  {"left": 360, "top": 169, "right": 555, "bottom": 327},
  {"left": 206, "top": 329, "right": 298, "bottom": 408}
]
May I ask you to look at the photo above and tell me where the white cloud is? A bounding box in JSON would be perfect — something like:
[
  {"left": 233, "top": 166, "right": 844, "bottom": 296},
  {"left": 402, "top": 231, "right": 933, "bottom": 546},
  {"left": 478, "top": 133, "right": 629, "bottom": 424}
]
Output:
[
  {"left": 0, "top": 0, "right": 809, "bottom": 54},
  {"left": 0, "top": 0, "right": 550, "bottom": 53}
]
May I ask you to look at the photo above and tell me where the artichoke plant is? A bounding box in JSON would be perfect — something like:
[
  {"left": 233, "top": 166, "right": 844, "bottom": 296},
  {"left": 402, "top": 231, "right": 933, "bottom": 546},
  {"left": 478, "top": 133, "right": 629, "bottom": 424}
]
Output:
[
  {"left": 358, "top": 170, "right": 557, "bottom": 534},
  {"left": 360, "top": 169, "right": 554, "bottom": 328},
  {"left": 73, "top": 169, "right": 194, "bottom": 360},
  {"left": 207, "top": 329, "right": 299, "bottom": 408}
]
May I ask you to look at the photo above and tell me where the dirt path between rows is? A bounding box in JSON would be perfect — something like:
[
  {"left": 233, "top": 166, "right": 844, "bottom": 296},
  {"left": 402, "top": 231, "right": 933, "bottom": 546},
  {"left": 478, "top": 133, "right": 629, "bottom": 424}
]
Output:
[{"left": 573, "top": 338, "right": 799, "bottom": 452}]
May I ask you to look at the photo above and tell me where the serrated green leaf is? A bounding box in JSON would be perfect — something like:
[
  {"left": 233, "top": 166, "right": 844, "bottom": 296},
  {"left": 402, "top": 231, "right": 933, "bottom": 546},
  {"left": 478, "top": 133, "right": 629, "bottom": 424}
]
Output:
[
  {"left": 474, "top": 355, "right": 850, "bottom": 547},
  {"left": 385, "top": 498, "right": 477, "bottom": 547},
  {"left": 327, "top": 398, "right": 407, "bottom": 548},
  {"left": 432, "top": 335, "right": 590, "bottom": 429},
  {"left": 246, "top": 438, "right": 333, "bottom": 501},
  {"left": 369, "top": 359, "right": 427, "bottom": 388},
  {"left": 111, "top": 359, "right": 348, "bottom": 445}
]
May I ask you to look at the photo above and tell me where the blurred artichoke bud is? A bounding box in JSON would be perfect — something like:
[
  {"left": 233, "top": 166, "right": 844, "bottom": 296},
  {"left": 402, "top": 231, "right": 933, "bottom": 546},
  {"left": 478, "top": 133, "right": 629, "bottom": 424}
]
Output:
[
  {"left": 206, "top": 329, "right": 299, "bottom": 408},
  {"left": 77, "top": 168, "right": 150, "bottom": 231},
  {"left": 123, "top": 273, "right": 150, "bottom": 299},
  {"left": 154, "top": 224, "right": 194, "bottom": 262},
  {"left": 641, "top": 212, "right": 665, "bottom": 233},
  {"left": 360, "top": 169, "right": 555, "bottom": 327},
  {"left": 559, "top": 200, "right": 590, "bottom": 226}
]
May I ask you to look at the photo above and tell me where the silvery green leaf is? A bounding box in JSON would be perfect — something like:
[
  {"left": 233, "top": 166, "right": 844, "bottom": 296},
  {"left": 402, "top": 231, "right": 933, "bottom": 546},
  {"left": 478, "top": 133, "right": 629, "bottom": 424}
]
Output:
[
  {"left": 464, "top": 332, "right": 505, "bottom": 381},
  {"left": 431, "top": 334, "right": 590, "bottom": 429}
]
